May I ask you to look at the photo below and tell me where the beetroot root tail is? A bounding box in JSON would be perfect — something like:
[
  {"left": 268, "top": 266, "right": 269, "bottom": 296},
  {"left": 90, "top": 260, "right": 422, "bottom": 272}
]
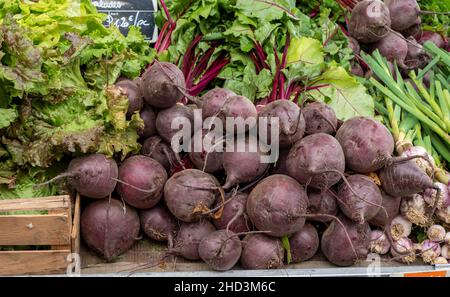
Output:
[
  {"left": 313, "top": 169, "right": 390, "bottom": 222},
  {"left": 33, "top": 172, "right": 74, "bottom": 188},
  {"left": 302, "top": 213, "right": 358, "bottom": 260}
]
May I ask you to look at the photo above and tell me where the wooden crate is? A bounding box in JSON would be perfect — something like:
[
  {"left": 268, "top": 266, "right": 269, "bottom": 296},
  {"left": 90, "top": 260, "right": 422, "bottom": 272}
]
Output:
[{"left": 0, "top": 193, "right": 81, "bottom": 275}]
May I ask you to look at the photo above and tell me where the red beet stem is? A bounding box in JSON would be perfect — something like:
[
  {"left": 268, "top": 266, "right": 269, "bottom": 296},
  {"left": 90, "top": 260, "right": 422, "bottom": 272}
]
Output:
[
  {"left": 285, "top": 81, "right": 296, "bottom": 99},
  {"left": 338, "top": 23, "right": 350, "bottom": 37},
  {"left": 279, "top": 33, "right": 291, "bottom": 99},
  {"left": 154, "top": 22, "right": 169, "bottom": 52},
  {"left": 191, "top": 46, "right": 216, "bottom": 82},
  {"left": 270, "top": 43, "right": 281, "bottom": 102},
  {"left": 189, "top": 57, "right": 230, "bottom": 96},
  {"left": 159, "top": 0, "right": 175, "bottom": 26},
  {"left": 250, "top": 51, "right": 263, "bottom": 73},
  {"left": 182, "top": 35, "right": 203, "bottom": 79},
  {"left": 254, "top": 41, "right": 270, "bottom": 69}
]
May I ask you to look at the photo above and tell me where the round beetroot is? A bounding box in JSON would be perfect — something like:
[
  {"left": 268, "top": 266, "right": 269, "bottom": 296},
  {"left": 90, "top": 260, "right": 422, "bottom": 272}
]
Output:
[
  {"left": 302, "top": 102, "right": 338, "bottom": 135},
  {"left": 289, "top": 223, "right": 320, "bottom": 263},
  {"left": 419, "top": 31, "right": 446, "bottom": 49},
  {"left": 140, "top": 204, "right": 178, "bottom": 242},
  {"left": 138, "top": 105, "right": 157, "bottom": 139},
  {"left": 321, "top": 215, "right": 371, "bottom": 267},
  {"left": 369, "top": 32, "right": 409, "bottom": 69},
  {"left": 247, "top": 174, "right": 308, "bottom": 237},
  {"left": 286, "top": 133, "right": 345, "bottom": 190},
  {"left": 173, "top": 220, "right": 216, "bottom": 260},
  {"left": 201, "top": 88, "right": 237, "bottom": 119},
  {"left": 188, "top": 129, "right": 223, "bottom": 173},
  {"left": 164, "top": 169, "right": 220, "bottom": 222},
  {"left": 198, "top": 230, "right": 242, "bottom": 271},
  {"left": 369, "top": 191, "right": 402, "bottom": 227},
  {"left": 404, "top": 37, "right": 429, "bottom": 70},
  {"left": 156, "top": 103, "right": 194, "bottom": 144},
  {"left": 81, "top": 199, "right": 140, "bottom": 261},
  {"left": 141, "top": 62, "right": 185, "bottom": 108},
  {"left": 212, "top": 192, "right": 252, "bottom": 234},
  {"left": 141, "top": 136, "right": 177, "bottom": 172},
  {"left": 67, "top": 154, "right": 118, "bottom": 199},
  {"left": 335, "top": 116, "right": 394, "bottom": 173},
  {"left": 307, "top": 189, "right": 338, "bottom": 223},
  {"left": 349, "top": 0, "right": 391, "bottom": 43},
  {"left": 385, "top": 0, "right": 421, "bottom": 32},
  {"left": 257, "top": 100, "right": 305, "bottom": 149},
  {"left": 117, "top": 156, "right": 167, "bottom": 209},
  {"left": 337, "top": 174, "right": 383, "bottom": 223},
  {"left": 240, "top": 233, "right": 284, "bottom": 269},
  {"left": 271, "top": 148, "right": 290, "bottom": 175},
  {"left": 217, "top": 95, "right": 258, "bottom": 132},
  {"left": 222, "top": 135, "right": 269, "bottom": 189}
]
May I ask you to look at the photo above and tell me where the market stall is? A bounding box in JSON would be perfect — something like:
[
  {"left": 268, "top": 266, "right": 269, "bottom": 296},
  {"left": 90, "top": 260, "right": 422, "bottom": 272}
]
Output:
[{"left": 0, "top": 0, "right": 449, "bottom": 277}]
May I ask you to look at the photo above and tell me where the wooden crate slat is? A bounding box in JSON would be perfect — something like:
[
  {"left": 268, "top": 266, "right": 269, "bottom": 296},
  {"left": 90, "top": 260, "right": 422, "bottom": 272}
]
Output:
[
  {"left": 0, "top": 214, "right": 70, "bottom": 246},
  {"left": 0, "top": 250, "right": 70, "bottom": 275},
  {"left": 0, "top": 195, "right": 70, "bottom": 212},
  {"left": 0, "top": 194, "right": 78, "bottom": 275},
  {"left": 71, "top": 193, "right": 81, "bottom": 255},
  {"left": 49, "top": 202, "right": 72, "bottom": 251}
]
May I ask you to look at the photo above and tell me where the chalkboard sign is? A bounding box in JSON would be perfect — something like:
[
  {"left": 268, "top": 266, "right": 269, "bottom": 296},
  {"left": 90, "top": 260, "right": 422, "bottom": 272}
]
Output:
[{"left": 92, "top": 0, "right": 158, "bottom": 42}]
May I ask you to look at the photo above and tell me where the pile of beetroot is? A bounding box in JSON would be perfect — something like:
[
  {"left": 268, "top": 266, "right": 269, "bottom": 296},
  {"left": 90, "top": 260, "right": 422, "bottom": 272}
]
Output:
[
  {"left": 44, "top": 58, "right": 450, "bottom": 271},
  {"left": 345, "top": 0, "right": 448, "bottom": 77}
]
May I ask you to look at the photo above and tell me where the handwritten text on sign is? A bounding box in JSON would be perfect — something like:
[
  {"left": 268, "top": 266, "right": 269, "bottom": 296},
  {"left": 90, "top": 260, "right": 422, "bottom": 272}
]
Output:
[{"left": 93, "top": 0, "right": 158, "bottom": 42}]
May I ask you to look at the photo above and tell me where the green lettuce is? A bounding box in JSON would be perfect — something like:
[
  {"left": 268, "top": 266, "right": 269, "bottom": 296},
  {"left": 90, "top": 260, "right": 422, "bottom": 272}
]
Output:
[
  {"left": 0, "top": 0, "right": 152, "bottom": 188},
  {"left": 0, "top": 167, "right": 58, "bottom": 200},
  {"left": 0, "top": 108, "right": 17, "bottom": 129}
]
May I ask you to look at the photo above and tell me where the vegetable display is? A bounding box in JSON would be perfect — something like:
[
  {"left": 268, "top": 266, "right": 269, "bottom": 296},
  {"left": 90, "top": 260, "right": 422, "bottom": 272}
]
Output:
[{"left": 1, "top": 0, "right": 450, "bottom": 273}]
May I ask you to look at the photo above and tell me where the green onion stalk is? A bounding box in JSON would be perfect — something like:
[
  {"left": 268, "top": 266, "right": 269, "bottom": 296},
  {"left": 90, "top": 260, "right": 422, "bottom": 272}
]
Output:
[
  {"left": 362, "top": 51, "right": 450, "bottom": 149},
  {"left": 382, "top": 99, "right": 435, "bottom": 177},
  {"left": 365, "top": 51, "right": 450, "bottom": 185}
]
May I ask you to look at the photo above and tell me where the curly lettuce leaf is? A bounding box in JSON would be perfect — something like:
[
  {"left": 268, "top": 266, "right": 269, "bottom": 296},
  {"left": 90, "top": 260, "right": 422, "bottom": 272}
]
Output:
[
  {"left": 2, "top": 0, "right": 107, "bottom": 50},
  {"left": 4, "top": 98, "right": 104, "bottom": 167},
  {"left": 98, "top": 112, "right": 143, "bottom": 160},
  {"left": 98, "top": 86, "right": 144, "bottom": 158},
  {"left": 0, "top": 1, "right": 152, "bottom": 172},
  {"left": 0, "top": 166, "right": 65, "bottom": 218},
  {"left": 0, "top": 17, "right": 46, "bottom": 99},
  {"left": 81, "top": 26, "right": 154, "bottom": 89},
  {"left": 0, "top": 108, "right": 17, "bottom": 129},
  {"left": 3, "top": 84, "right": 142, "bottom": 167},
  {"left": 0, "top": 167, "right": 58, "bottom": 200},
  {"left": 123, "top": 26, "right": 156, "bottom": 77},
  {"left": 0, "top": 157, "right": 16, "bottom": 185}
]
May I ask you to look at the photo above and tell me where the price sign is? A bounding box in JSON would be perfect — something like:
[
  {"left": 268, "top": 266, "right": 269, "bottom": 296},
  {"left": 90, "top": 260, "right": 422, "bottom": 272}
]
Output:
[{"left": 92, "top": 0, "right": 158, "bottom": 42}]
